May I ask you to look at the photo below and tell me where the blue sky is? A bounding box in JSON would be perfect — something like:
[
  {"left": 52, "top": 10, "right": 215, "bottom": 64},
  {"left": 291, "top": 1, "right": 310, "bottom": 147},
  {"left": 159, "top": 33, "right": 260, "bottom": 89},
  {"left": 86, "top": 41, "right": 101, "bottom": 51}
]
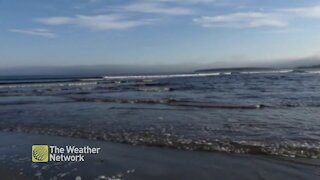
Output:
[{"left": 1, "top": 0, "right": 320, "bottom": 68}]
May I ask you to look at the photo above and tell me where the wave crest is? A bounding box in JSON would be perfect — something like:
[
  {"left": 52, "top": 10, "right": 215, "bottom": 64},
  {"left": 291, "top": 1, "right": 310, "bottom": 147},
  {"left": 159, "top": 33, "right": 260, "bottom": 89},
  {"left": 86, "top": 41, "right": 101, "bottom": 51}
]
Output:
[{"left": 1, "top": 124, "right": 319, "bottom": 159}]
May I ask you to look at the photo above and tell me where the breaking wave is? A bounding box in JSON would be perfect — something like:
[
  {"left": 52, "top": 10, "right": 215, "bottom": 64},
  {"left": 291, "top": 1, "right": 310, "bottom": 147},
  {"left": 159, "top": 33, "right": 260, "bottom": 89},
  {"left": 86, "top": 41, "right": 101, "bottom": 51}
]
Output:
[
  {"left": 68, "top": 97, "right": 265, "bottom": 109},
  {"left": 104, "top": 73, "right": 221, "bottom": 79},
  {"left": 1, "top": 124, "right": 319, "bottom": 159}
]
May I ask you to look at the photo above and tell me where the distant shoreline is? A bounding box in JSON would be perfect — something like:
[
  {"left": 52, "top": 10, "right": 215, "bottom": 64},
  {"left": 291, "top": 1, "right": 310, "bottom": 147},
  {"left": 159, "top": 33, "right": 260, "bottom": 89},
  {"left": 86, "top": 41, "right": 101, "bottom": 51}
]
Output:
[
  {"left": 195, "top": 65, "right": 320, "bottom": 73},
  {"left": 195, "top": 67, "right": 275, "bottom": 73}
]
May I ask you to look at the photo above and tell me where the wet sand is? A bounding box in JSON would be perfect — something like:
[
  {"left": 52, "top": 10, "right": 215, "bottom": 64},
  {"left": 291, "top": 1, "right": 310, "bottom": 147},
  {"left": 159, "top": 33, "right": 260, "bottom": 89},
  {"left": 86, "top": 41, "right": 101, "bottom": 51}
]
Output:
[{"left": 0, "top": 132, "right": 319, "bottom": 180}]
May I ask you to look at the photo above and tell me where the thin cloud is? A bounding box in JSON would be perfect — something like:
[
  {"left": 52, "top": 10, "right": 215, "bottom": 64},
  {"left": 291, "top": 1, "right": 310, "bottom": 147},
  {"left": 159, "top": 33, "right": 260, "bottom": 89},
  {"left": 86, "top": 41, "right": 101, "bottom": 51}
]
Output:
[
  {"left": 10, "top": 28, "right": 57, "bottom": 38},
  {"left": 36, "top": 17, "right": 74, "bottom": 25},
  {"left": 279, "top": 5, "right": 320, "bottom": 18},
  {"left": 36, "top": 15, "right": 153, "bottom": 31},
  {"left": 122, "top": 2, "right": 194, "bottom": 15},
  {"left": 194, "top": 5, "right": 320, "bottom": 29},
  {"left": 145, "top": 0, "right": 241, "bottom": 8},
  {"left": 151, "top": 0, "right": 218, "bottom": 4},
  {"left": 194, "top": 12, "right": 288, "bottom": 28}
]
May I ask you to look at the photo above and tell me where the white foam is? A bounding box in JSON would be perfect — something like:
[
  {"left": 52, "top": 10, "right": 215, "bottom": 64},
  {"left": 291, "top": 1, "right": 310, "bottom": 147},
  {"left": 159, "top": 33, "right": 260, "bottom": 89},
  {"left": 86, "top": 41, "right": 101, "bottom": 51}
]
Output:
[
  {"left": 103, "top": 70, "right": 300, "bottom": 79},
  {"left": 241, "top": 70, "right": 293, "bottom": 74},
  {"left": 306, "top": 70, "right": 320, "bottom": 74},
  {"left": 103, "top": 73, "right": 221, "bottom": 80},
  {"left": 0, "top": 82, "right": 97, "bottom": 89},
  {"left": 80, "top": 78, "right": 104, "bottom": 81}
]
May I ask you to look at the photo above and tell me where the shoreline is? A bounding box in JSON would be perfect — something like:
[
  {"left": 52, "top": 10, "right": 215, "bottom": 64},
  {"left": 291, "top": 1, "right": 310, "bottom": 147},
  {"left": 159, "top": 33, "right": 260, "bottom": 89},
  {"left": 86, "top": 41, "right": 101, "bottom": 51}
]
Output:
[{"left": 0, "top": 132, "right": 319, "bottom": 180}]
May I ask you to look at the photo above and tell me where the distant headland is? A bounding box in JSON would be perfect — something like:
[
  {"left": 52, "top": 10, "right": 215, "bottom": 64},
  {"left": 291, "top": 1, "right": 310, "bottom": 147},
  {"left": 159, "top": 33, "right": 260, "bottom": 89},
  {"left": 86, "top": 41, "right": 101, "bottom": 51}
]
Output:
[
  {"left": 195, "top": 67, "right": 275, "bottom": 73},
  {"left": 195, "top": 64, "right": 320, "bottom": 73}
]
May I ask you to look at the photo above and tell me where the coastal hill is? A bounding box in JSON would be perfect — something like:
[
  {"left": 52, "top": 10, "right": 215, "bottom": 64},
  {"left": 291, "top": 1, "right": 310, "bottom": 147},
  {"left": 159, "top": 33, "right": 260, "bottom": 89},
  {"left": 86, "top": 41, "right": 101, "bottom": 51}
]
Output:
[
  {"left": 296, "top": 64, "right": 320, "bottom": 69},
  {"left": 195, "top": 64, "right": 320, "bottom": 73},
  {"left": 195, "top": 67, "right": 275, "bottom": 73}
]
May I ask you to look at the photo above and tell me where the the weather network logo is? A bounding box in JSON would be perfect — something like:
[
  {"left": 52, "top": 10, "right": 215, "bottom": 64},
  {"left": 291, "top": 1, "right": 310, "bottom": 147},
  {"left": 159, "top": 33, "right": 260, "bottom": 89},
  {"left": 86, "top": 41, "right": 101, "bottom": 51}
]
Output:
[
  {"left": 32, "top": 145, "right": 49, "bottom": 162},
  {"left": 32, "top": 144, "right": 101, "bottom": 162}
]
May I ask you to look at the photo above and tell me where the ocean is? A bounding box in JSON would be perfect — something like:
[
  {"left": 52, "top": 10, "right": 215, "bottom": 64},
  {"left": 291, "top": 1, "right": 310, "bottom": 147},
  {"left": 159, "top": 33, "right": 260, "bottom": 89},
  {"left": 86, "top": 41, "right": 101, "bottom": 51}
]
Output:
[{"left": 0, "top": 70, "right": 320, "bottom": 179}]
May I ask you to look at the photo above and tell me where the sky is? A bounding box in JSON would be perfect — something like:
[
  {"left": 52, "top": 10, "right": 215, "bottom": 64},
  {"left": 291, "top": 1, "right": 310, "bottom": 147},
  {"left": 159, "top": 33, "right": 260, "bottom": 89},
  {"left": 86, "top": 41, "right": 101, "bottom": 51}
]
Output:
[{"left": 1, "top": 0, "right": 320, "bottom": 70}]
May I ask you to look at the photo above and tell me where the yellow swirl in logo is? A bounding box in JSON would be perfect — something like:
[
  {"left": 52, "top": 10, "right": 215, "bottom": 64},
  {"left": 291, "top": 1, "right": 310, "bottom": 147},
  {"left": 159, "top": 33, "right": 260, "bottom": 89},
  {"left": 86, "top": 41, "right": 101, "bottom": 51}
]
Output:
[{"left": 32, "top": 145, "right": 48, "bottom": 162}]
